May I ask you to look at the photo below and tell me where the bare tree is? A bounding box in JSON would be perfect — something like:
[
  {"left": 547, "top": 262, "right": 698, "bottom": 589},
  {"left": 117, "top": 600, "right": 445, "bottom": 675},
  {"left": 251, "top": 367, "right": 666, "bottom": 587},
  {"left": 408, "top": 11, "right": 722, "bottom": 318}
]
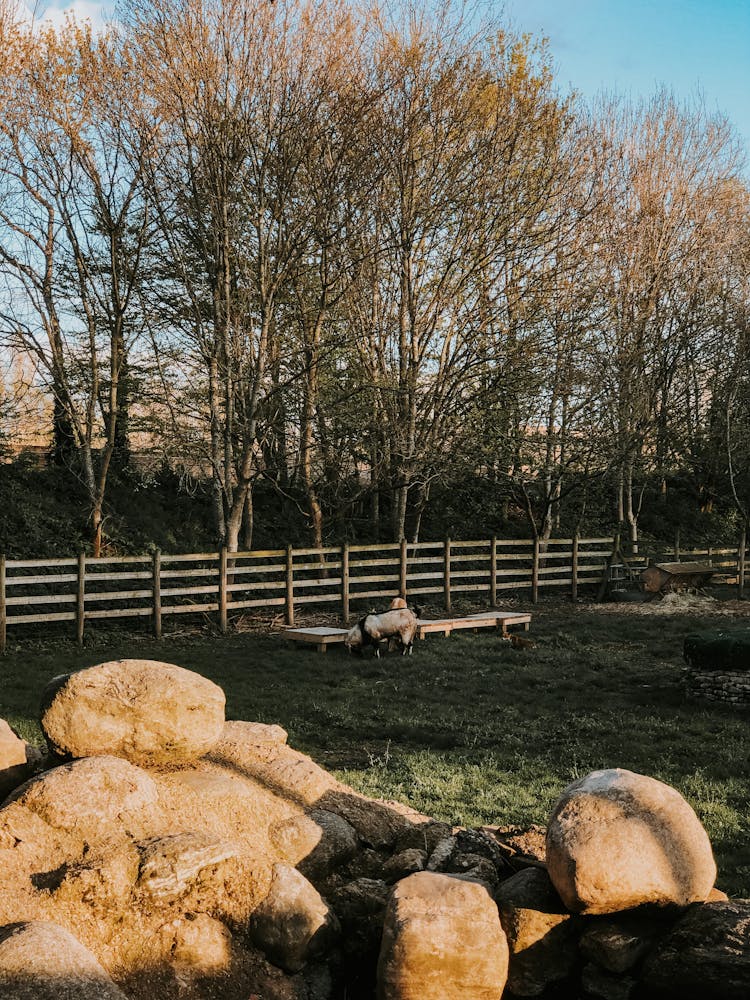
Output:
[
  {"left": 340, "top": 5, "right": 580, "bottom": 542},
  {"left": 591, "top": 92, "right": 743, "bottom": 550},
  {"left": 129, "top": 0, "right": 366, "bottom": 550},
  {"left": 0, "top": 19, "right": 154, "bottom": 552}
]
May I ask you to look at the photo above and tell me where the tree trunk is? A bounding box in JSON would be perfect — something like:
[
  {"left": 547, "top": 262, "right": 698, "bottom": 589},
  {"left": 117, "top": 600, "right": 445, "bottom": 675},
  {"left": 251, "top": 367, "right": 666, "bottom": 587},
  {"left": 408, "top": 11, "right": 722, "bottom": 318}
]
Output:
[
  {"left": 225, "top": 481, "right": 249, "bottom": 553},
  {"left": 49, "top": 392, "right": 77, "bottom": 467},
  {"left": 243, "top": 489, "right": 253, "bottom": 551},
  {"left": 624, "top": 457, "right": 639, "bottom": 554},
  {"left": 208, "top": 355, "right": 226, "bottom": 545}
]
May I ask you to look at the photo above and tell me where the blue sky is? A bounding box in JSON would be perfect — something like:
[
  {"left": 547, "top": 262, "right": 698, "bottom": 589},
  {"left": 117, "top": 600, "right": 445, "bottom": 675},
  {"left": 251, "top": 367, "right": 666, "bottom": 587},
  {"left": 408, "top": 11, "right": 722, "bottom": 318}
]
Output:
[
  {"left": 21, "top": 0, "right": 750, "bottom": 162},
  {"left": 505, "top": 0, "right": 750, "bottom": 160}
]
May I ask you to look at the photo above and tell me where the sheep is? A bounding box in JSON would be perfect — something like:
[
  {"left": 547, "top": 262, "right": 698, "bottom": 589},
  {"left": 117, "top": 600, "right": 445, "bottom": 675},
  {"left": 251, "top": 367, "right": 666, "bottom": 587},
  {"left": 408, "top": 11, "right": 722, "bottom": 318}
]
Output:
[{"left": 345, "top": 607, "right": 418, "bottom": 657}]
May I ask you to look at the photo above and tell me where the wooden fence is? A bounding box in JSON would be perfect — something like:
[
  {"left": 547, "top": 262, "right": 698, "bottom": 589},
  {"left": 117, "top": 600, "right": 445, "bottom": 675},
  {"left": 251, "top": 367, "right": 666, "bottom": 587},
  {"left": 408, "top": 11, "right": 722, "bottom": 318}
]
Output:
[{"left": 1, "top": 534, "right": 745, "bottom": 651}]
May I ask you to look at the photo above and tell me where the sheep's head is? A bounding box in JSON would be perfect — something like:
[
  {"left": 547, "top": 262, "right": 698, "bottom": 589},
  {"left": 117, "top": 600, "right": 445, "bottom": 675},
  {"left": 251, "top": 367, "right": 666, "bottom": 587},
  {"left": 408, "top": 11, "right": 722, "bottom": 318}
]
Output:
[
  {"left": 345, "top": 622, "right": 364, "bottom": 653},
  {"left": 389, "top": 596, "right": 407, "bottom": 609}
]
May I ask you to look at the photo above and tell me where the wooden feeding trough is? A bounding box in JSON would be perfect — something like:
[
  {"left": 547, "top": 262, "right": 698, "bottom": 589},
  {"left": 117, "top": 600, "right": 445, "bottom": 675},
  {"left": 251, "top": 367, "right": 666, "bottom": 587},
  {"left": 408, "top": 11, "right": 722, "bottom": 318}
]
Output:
[{"left": 640, "top": 561, "right": 714, "bottom": 595}]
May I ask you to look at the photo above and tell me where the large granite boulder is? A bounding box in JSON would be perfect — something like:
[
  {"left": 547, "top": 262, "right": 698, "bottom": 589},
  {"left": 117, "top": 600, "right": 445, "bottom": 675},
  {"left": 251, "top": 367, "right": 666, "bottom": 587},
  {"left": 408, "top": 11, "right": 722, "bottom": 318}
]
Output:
[
  {"left": 546, "top": 768, "right": 716, "bottom": 914},
  {"left": 376, "top": 871, "right": 508, "bottom": 1000},
  {"left": 3, "top": 755, "right": 159, "bottom": 838},
  {"left": 40, "top": 660, "right": 225, "bottom": 766},
  {"left": 0, "top": 921, "right": 129, "bottom": 999}
]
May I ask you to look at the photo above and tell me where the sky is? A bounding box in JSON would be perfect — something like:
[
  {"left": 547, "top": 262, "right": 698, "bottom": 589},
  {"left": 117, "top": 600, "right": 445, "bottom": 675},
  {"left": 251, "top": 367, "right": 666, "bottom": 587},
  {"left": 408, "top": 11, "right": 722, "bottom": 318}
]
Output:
[
  {"left": 19, "top": 0, "right": 750, "bottom": 162},
  {"left": 504, "top": 0, "right": 750, "bottom": 161}
]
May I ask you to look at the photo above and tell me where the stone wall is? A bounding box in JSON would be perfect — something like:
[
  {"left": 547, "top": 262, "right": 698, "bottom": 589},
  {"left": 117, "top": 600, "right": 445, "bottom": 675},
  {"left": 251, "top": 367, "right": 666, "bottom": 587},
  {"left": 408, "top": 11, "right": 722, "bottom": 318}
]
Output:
[
  {"left": 683, "top": 628, "right": 750, "bottom": 707},
  {"left": 685, "top": 668, "right": 750, "bottom": 706}
]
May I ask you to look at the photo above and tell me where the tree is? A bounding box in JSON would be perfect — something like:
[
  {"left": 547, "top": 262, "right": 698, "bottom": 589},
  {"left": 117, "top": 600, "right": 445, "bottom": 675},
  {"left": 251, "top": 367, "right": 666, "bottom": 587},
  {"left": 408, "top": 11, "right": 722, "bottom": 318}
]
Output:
[
  {"left": 591, "top": 92, "right": 743, "bottom": 550},
  {"left": 341, "top": 5, "right": 578, "bottom": 542},
  {"left": 130, "top": 0, "right": 366, "bottom": 550},
  {"left": 0, "top": 18, "right": 154, "bottom": 553}
]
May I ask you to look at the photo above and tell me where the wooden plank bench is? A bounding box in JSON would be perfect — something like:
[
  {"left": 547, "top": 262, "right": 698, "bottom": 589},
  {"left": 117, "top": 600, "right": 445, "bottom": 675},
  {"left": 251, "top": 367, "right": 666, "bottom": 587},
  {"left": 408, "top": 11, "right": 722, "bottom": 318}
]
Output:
[
  {"left": 284, "top": 626, "right": 349, "bottom": 652},
  {"left": 286, "top": 612, "right": 532, "bottom": 651},
  {"left": 416, "top": 612, "right": 532, "bottom": 639}
]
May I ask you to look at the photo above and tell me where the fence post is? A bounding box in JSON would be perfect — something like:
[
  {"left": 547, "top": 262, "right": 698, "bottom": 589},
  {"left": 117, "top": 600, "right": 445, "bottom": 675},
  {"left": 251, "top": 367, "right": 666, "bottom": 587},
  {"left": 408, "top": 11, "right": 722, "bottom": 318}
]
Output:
[
  {"left": 76, "top": 550, "right": 86, "bottom": 646},
  {"left": 218, "top": 547, "right": 228, "bottom": 633},
  {"left": 399, "top": 538, "right": 408, "bottom": 599},
  {"left": 443, "top": 536, "right": 452, "bottom": 613},
  {"left": 0, "top": 554, "right": 5, "bottom": 654},
  {"left": 571, "top": 533, "right": 579, "bottom": 601},
  {"left": 531, "top": 537, "right": 540, "bottom": 604},
  {"left": 674, "top": 526, "right": 681, "bottom": 561},
  {"left": 152, "top": 549, "right": 162, "bottom": 639},
  {"left": 285, "top": 545, "right": 295, "bottom": 626},
  {"left": 489, "top": 536, "right": 497, "bottom": 606},
  {"left": 341, "top": 543, "right": 350, "bottom": 622},
  {"left": 739, "top": 527, "right": 746, "bottom": 599},
  {"left": 597, "top": 530, "right": 620, "bottom": 603},
  {"left": 707, "top": 544, "right": 713, "bottom": 566}
]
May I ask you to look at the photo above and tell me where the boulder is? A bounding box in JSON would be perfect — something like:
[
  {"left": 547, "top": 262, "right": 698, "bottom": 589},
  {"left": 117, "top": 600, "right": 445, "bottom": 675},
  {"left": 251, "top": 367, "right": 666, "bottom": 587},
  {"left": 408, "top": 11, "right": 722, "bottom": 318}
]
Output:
[
  {"left": 453, "top": 827, "right": 508, "bottom": 868},
  {"left": 0, "top": 720, "right": 41, "bottom": 800},
  {"left": 167, "top": 913, "right": 233, "bottom": 974},
  {"left": 376, "top": 871, "right": 508, "bottom": 1000},
  {"left": 581, "top": 962, "right": 638, "bottom": 1000},
  {"left": 269, "top": 809, "right": 359, "bottom": 878},
  {"left": 330, "top": 877, "right": 391, "bottom": 965},
  {"left": 208, "top": 735, "right": 338, "bottom": 807},
  {"left": 579, "top": 914, "right": 660, "bottom": 974},
  {"left": 0, "top": 720, "right": 28, "bottom": 771},
  {"left": 394, "top": 820, "right": 452, "bottom": 856},
  {"left": 546, "top": 769, "right": 716, "bottom": 913},
  {"left": 217, "top": 719, "right": 289, "bottom": 748},
  {"left": 208, "top": 726, "right": 410, "bottom": 848},
  {"left": 40, "top": 660, "right": 225, "bottom": 766},
  {"left": 480, "top": 824, "right": 547, "bottom": 870},
  {"left": 316, "top": 789, "right": 410, "bottom": 849},
  {"left": 5, "top": 755, "right": 159, "bottom": 838},
  {"left": 251, "top": 864, "right": 341, "bottom": 973},
  {"left": 642, "top": 900, "right": 750, "bottom": 999},
  {"left": 382, "top": 848, "right": 427, "bottom": 883},
  {"left": 0, "top": 920, "right": 128, "bottom": 999},
  {"left": 496, "top": 867, "right": 579, "bottom": 996},
  {"left": 448, "top": 856, "right": 499, "bottom": 890},
  {"left": 426, "top": 835, "right": 456, "bottom": 871},
  {"left": 135, "top": 831, "right": 239, "bottom": 902}
]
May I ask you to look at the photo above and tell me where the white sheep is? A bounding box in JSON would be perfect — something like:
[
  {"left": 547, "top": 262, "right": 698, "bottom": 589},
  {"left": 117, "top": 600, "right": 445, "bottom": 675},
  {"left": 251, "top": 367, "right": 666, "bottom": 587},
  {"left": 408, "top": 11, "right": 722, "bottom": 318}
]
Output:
[{"left": 345, "top": 607, "right": 418, "bottom": 657}]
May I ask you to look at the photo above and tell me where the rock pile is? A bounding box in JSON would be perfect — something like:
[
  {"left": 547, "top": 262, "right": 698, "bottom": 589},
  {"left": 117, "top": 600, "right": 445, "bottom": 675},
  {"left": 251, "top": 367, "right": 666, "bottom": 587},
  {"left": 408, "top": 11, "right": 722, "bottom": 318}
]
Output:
[{"left": 0, "top": 658, "right": 747, "bottom": 1000}]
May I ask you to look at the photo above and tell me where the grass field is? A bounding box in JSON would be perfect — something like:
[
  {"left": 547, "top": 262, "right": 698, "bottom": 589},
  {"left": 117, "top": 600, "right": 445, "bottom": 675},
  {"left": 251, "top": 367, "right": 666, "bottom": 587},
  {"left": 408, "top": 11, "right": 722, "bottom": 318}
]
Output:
[{"left": 2, "top": 596, "right": 749, "bottom": 897}]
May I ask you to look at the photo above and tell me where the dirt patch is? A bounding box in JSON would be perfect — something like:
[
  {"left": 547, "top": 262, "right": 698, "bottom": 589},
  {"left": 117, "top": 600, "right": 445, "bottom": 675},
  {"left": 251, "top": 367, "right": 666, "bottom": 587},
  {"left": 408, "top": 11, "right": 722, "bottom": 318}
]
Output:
[
  {"left": 481, "top": 824, "right": 548, "bottom": 869},
  {"left": 585, "top": 593, "right": 750, "bottom": 618}
]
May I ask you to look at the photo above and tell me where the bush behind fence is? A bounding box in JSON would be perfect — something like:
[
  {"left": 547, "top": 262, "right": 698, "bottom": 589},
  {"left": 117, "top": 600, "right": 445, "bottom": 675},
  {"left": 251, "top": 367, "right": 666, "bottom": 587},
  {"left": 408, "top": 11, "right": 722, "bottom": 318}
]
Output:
[{"left": 0, "top": 535, "right": 746, "bottom": 650}]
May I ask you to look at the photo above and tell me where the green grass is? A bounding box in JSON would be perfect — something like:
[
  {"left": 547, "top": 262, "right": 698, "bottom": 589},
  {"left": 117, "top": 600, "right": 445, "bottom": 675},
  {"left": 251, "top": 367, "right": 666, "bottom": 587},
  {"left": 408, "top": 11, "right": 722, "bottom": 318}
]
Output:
[{"left": 2, "top": 602, "right": 749, "bottom": 897}]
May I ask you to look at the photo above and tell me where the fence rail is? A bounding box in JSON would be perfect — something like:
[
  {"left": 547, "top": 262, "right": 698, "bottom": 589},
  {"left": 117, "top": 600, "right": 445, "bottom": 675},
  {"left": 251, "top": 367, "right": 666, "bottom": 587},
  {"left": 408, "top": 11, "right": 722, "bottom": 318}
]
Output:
[{"left": 0, "top": 533, "right": 746, "bottom": 650}]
